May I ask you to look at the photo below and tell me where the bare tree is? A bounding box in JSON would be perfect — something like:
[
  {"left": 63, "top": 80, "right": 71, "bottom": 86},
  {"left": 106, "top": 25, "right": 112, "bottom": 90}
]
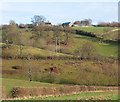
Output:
[
  {"left": 59, "top": 37, "right": 60, "bottom": 53},
  {"left": 80, "top": 19, "right": 92, "bottom": 26},
  {"left": 9, "top": 20, "right": 16, "bottom": 25},
  {"left": 53, "top": 26, "right": 60, "bottom": 53},
  {"left": 19, "top": 33, "right": 22, "bottom": 58},
  {"left": 64, "top": 28, "right": 70, "bottom": 45},
  {"left": 27, "top": 54, "right": 32, "bottom": 81},
  {"left": 56, "top": 37, "right": 57, "bottom": 53},
  {"left": 88, "top": 19, "right": 92, "bottom": 26},
  {"left": 31, "top": 15, "right": 46, "bottom": 26},
  {"left": 75, "top": 41, "right": 97, "bottom": 59}
]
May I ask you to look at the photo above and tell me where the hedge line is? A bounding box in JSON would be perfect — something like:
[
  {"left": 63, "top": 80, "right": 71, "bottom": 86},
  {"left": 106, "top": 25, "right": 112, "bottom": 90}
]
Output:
[
  {"left": 2, "top": 53, "right": 116, "bottom": 63},
  {"left": 8, "top": 85, "right": 118, "bottom": 99}
]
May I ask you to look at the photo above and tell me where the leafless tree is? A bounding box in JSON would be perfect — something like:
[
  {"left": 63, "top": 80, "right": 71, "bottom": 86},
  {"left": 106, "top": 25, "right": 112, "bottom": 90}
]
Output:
[
  {"left": 31, "top": 15, "right": 46, "bottom": 26},
  {"left": 27, "top": 54, "right": 32, "bottom": 81},
  {"left": 9, "top": 20, "right": 16, "bottom": 25}
]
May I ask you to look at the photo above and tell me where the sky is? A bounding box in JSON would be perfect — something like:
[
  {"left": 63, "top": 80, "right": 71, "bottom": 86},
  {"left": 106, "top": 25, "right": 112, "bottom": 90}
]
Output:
[{"left": 0, "top": 0, "right": 119, "bottom": 25}]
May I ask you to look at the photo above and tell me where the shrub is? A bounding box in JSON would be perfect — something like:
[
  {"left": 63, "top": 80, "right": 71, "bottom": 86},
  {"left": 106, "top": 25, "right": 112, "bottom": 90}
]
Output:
[
  {"left": 60, "top": 48, "right": 73, "bottom": 55},
  {"left": 34, "top": 72, "right": 57, "bottom": 83},
  {"left": 9, "top": 87, "right": 20, "bottom": 98}
]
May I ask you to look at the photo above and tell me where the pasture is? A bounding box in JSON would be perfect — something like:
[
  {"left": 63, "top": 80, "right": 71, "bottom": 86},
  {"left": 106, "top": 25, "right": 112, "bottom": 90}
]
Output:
[
  {"left": 1, "top": 26, "right": 119, "bottom": 100},
  {"left": 72, "top": 27, "right": 118, "bottom": 35},
  {"left": 2, "top": 78, "right": 63, "bottom": 96},
  {"left": 2, "top": 58, "right": 118, "bottom": 86},
  {"left": 73, "top": 34, "right": 118, "bottom": 58},
  {"left": 72, "top": 27, "right": 119, "bottom": 41},
  {"left": 21, "top": 91, "right": 119, "bottom": 100}
]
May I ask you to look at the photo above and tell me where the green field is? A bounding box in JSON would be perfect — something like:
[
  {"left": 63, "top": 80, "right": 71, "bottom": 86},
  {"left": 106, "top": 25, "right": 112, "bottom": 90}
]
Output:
[
  {"left": 2, "top": 78, "right": 63, "bottom": 95},
  {"left": 2, "top": 26, "right": 119, "bottom": 100},
  {"left": 102, "top": 30, "right": 119, "bottom": 41},
  {"left": 2, "top": 59, "right": 118, "bottom": 86},
  {"left": 21, "top": 91, "right": 119, "bottom": 100},
  {"left": 72, "top": 27, "right": 118, "bottom": 35},
  {"left": 2, "top": 44, "right": 70, "bottom": 58},
  {"left": 2, "top": 33, "right": 118, "bottom": 59},
  {"left": 73, "top": 34, "right": 118, "bottom": 58}
]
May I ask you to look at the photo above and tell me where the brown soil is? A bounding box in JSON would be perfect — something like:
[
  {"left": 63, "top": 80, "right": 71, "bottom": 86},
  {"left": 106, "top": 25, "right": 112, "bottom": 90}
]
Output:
[
  {"left": 2, "top": 70, "right": 18, "bottom": 74},
  {"left": 45, "top": 67, "right": 61, "bottom": 74}
]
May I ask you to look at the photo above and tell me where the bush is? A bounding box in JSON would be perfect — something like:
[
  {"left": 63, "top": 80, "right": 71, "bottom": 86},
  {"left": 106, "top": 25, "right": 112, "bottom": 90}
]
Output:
[
  {"left": 9, "top": 87, "right": 20, "bottom": 98},
  {"left": 60, "top": 48, "right": 73, "bottom": 55},
  {"left": 33, "top": 72, "right": 57, "bottom": 83}
]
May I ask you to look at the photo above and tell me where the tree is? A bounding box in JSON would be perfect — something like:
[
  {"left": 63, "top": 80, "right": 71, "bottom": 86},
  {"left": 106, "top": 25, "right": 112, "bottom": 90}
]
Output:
[
  {"left": 3, "top": 21, "right": 23, "bottom": 58},
  {"left": 9, "top": 20, "right": 16, "bottom": 25},
  {"left": 75, "top": 41, "right": 97, "bottom": 59},
  {"left": 27, "top": 54, "right": 32, "bottom": 81},
  {"left": 31, "top": 25, "right": 47, "bottom": 49},
  {"left": 88, "top": 19, "right": 92, "bottom": 26},
  {"left": 80, "top": 19, "right": 92, "bottom": 26},
  {"left": 64, "top": 27, "right": 71, "bottom": 45},
  {"left": 19, "top": 24, "right": 25, "bottom": 28},
  {"left": 31, "top": 15, "right": 46, "bottom": 26},
  {"left": 74, "top": 21, "right": 80, "bottom": 26},
  {"left": 3, "top": 24, "right": 20, "bottom": 45},
  {"left": 53, "top": 26, "right": 61, "bottom": 53}
]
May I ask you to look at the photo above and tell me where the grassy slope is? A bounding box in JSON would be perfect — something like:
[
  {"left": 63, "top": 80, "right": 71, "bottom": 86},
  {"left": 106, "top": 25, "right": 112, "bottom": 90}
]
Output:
[
  {"left": 2, "top": 26, "right": 118, "bottom": 58},
  {"left": 102, "top": 30, "right": 119, "bottom": 41},
  {"left": 2, "top": 78, "right": 63, "bottom": 95},
  {"left": 2, "top": 44, "right": 70, "bottom": 58},
  {"left": 3, "top": 34, "right": 118, "bottom": 59},
  {"left": 2, "top": 59, "right": 118, "bottom": 86},
  {"left": 72, "top": 27, "right": 118, "bottom": 35},
  {"left": 72, "top": 34, "right": 118, "bottom": 58},
  {"left": 22, "top": 91, "right": 119, "bottom": 100}
]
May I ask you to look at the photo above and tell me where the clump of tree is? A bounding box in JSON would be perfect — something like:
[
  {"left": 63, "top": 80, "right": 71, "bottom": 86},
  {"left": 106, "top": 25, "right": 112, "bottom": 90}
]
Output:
[
  {"left": 74, "top": 19, "right": 92, "bottom": 26},
  {"left": 31, "top": 15, "right": 46, "bottom": 26},
  {"left": 3, "top": 20, "right": 20, "bottom": 45},
  {"left": 2, "top": 20, "right": 24, "bottom": 58},
  {"left": 19, "top": 24, "right": 25, "bottom": 28},
  {"left": 74, "top": 41, "right": 97, "bottom": 59},
  {"left": 30, "top": 25, "right": 47, "bottom": 49},
  {"left": 9, "top": 20, "right": 16, "bottom": 25},
  {"left": 97, "top": 22, "right": 120, "bottom": 27}
]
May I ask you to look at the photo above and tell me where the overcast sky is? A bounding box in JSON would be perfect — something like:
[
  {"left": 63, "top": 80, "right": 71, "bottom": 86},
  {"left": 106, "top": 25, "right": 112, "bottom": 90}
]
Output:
[{"left": 0, "top": 0, "right": 119, "bottom": 25}]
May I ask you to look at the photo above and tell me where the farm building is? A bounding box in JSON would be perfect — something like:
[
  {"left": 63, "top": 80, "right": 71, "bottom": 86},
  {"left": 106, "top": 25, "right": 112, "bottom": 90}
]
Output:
[
  {"left": 44, "top": 20, "right": 52, "bottom": 26},
  {"left": 62, "top": 22, "right": 73, "bottom": 27}
]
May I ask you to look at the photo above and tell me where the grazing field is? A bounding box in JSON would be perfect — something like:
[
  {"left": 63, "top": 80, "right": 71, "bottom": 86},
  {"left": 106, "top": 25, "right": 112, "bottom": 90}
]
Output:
[
  {"left": 2, "top": 25, "right": 119, "bottom": 100},
  {"left": 72, "top": 27, "right": 120, "bottom": 41},
  {"left": 72, "top": 27, "right": 118, "bottom": 35},
  {"left": 101, "top": 30, "right": 119, "bottom": 41},
  {"left": 2, "top": 78, "right": 63, "bottom": 95},
  {"left": 2, "top": 33, "right": 118, "bottom": 59},
  {"left": 2, "top": 44, "right": 70, "bottom": 58},
  {"left": 21, "top": 91, "right": 119, "bottom": 100},
  {"left": 73, "top": 34, "right": 118, "bottom": 58},
  {"left": 2, "top": 59, "right": 118, "bottom": 87}
]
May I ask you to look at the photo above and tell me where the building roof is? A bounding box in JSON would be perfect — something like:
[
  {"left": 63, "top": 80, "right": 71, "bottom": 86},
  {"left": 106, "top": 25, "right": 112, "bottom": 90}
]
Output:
[
  {"left": 62, "top": 22, "right": 72, "bottom": 26},
  {"left": 45, "top": 22, "right": 51, "bottom": 25}
]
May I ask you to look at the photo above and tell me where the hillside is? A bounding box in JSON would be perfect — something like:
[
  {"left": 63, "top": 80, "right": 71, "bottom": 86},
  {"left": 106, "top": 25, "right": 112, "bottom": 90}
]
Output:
[
  {"left": 2, "top": 78, "right": 63, "bottom": 95},
  {"left": 72, "top": 27, "right": 119, "bottom": 42},
  {"left": 24, "top": 91, "right": 118, "bottom": 100},
  {"left": 72, "top": 27, "right": 118, "bottom": 35},
  {"left": 2, "top": 26, "right": 119, "bottom": 92},
  {"left": 2, "top": 43, "right": 71, "bottom": 59}
]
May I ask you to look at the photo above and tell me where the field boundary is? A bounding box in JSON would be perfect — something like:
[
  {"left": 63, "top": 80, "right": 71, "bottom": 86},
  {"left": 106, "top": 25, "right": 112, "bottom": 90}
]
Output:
[{"left": 2, "top": 85, "right": 118, "bottom": 100}]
